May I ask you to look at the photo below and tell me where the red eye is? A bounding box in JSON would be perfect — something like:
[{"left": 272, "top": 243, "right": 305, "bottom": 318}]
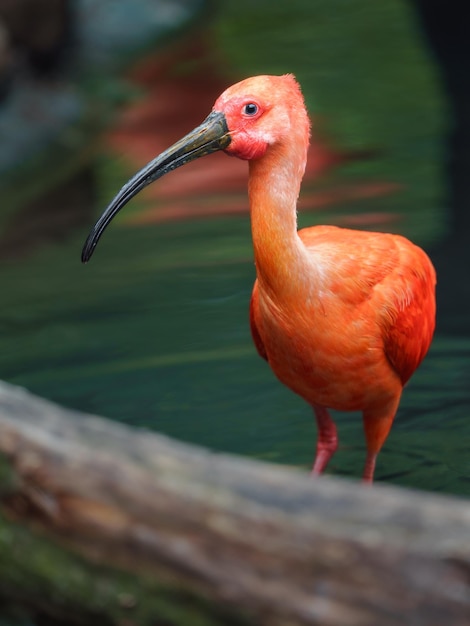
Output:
[{"left": 243, "top": 103, "right": 259, "bottom": 116}]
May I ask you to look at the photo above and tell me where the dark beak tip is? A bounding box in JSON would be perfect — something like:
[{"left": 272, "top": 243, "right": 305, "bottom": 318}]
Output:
[
  {"left": 81, "top": 241, "right": 94, "bottom": 263},
  {"left": 80, "top": 110, "right": 230, "bottom": 263}
]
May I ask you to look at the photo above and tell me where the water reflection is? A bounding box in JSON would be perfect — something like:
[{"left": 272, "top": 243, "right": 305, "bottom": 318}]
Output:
[{"left": 0, "top": 212, "right": 468, "bottom": 496}]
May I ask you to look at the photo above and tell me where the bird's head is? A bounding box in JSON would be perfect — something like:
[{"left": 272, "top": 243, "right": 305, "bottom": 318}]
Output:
[
  {"left": 213, "top": 74, "right": 310, "bottom": 161},
  {"left": 82, "top": 74, "right": 309, "bottom": 262}
]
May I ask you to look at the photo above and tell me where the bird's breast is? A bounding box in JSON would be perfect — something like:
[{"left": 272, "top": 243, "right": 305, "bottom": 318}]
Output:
[{"left": 252, "top": 286, "right": 399, "bottom": 412}]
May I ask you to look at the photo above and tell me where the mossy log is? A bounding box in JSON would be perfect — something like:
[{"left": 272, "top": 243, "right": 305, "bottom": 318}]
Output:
[{"left": 0, "top": 381, "right": 469, "bottom": 626}]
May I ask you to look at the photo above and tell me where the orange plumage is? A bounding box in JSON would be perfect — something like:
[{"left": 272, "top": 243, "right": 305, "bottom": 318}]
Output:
[
  {"left": 220, "top": 74, "right": 435, "bottom": 481},
  {"left": 250, "top": 225, "right": 435, "bottom": 480},
  {"left": 83, "top": 74, "right": 436, "bottom": 482}
]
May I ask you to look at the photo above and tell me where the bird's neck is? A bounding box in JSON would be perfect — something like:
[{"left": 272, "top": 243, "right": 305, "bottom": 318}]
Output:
[{"left": 248, "top": 141, "right": 309, "bottom": 296}]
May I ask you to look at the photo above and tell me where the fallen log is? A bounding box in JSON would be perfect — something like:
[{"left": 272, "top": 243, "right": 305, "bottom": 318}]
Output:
[{"left": 0, "top": 380, "right": 469, "bottom": 626}]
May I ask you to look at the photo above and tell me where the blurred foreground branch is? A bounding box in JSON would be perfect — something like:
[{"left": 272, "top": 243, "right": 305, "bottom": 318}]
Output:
[{"left": 0, "top": 381, "right": 469, "bottom": 626}]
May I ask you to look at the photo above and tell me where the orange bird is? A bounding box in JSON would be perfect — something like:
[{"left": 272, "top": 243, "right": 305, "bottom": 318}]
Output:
[{"left": 82, "top": 75, "right": 436, "bottom": 482}]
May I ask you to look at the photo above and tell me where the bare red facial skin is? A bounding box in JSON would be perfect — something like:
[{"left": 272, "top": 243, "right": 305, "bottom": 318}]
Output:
[{"left": 213, "top": 94, "right": 272, "bottom": 161}]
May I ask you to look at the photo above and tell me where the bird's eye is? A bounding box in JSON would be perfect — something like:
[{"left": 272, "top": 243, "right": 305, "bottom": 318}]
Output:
[{"left": 243, "top": 103, "right": 259, "bottom": 116}]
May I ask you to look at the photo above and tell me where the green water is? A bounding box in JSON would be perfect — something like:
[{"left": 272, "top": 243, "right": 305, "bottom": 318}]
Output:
[
  {"left": 1, "top": 0, "right": 469, "bottom": 497},
  {"left": 1, "top": 209, "right": 469, "bottom": 495}
]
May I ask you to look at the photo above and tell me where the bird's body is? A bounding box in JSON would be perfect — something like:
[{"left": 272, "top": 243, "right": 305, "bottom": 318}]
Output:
[
  {"left": 251, "top": 225, "right": 434, "bottom": 411},
  {"left": 83, "top": 73, "right": 436, "bottom": 482},
  {"left": 250, "top": 223, "right": 435, "bottom": 479}
]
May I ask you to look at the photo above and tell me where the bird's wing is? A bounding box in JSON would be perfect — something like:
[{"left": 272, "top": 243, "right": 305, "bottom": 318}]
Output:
[
  {"left": 250, "top": 280, "right": 268, "bottom": 361},
  {"left": 378, "top": 240, "right": 436, "bottom": 385},
  {"left": 299, "top": 225, "right": 436, "bottom": 385}
]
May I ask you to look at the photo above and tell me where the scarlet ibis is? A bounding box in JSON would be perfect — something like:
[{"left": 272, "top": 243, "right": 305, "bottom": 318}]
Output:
[{"left": 82, "top": 75, "right": 436, "bottom": 482}]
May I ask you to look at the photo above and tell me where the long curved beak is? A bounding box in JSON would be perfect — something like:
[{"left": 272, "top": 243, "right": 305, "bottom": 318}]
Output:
[{"left": 81, "top": 110, "right": 230, "bottom": 263}]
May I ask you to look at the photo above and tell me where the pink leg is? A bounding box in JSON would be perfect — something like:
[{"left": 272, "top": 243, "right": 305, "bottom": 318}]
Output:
[
  {"left": 362, "top": 395, "right": 400, "bottom": 483},
  {"left": 311, "top": 405, "right": 338, "bottom": 475},
  {"left": 362, "top": 452, "right": 377, "bottom": 484}
]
